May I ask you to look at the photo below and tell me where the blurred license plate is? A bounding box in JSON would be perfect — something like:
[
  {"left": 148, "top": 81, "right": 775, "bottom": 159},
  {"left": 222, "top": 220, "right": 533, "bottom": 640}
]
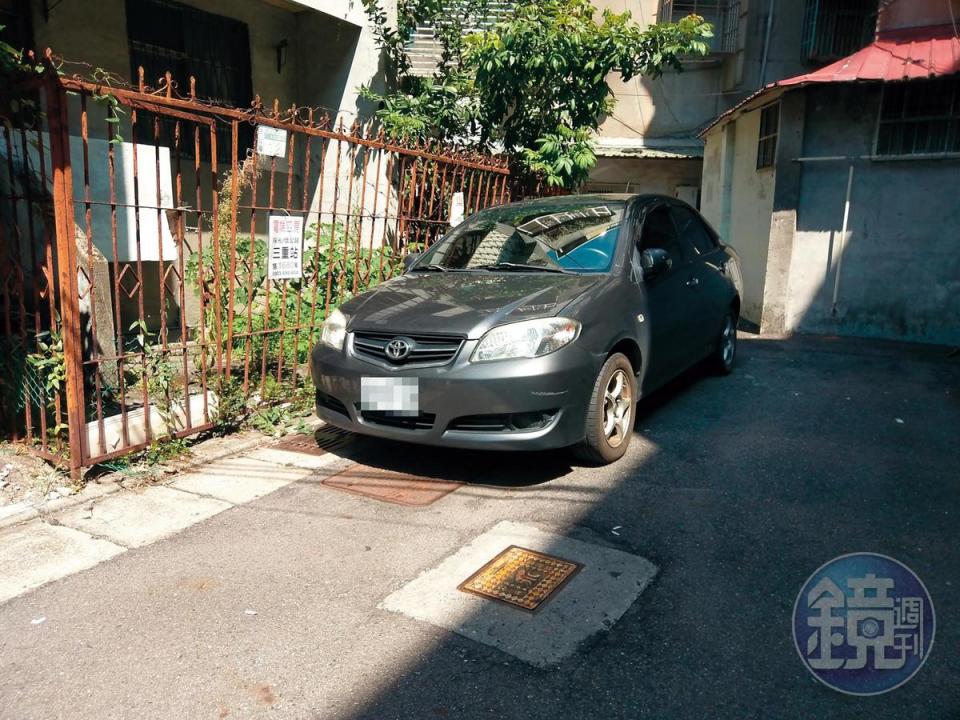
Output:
[{"left": 360, "top": 377, "right": 419, "bottom": 415}]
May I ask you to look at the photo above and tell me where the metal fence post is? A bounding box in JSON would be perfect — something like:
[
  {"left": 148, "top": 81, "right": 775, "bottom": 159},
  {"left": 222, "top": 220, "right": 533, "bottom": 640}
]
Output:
[{"left": 44, "top": 69, "right": 86, "bottom": 478}]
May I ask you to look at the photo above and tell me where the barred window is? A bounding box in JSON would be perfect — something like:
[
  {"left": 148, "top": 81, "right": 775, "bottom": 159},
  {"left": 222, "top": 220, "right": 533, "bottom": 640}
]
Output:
[
  {"left": 876, "top": 78, "right": 960, "bottom": 157},
  {"left": 800, "top": 0, "right": 876, "bottom": 63},
  {"left": 658, "top": 0, "right": 741, "bottom": 55},
  {"left": 125, "top": 0, "right": 253, "bottom": 160},
  {"left": 756, "top": 102, "right": 779, "bottom": 170}
]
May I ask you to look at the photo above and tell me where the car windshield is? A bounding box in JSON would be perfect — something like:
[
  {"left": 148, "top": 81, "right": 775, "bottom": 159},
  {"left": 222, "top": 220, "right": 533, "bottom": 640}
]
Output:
[{"left": 412, "top": 200, "right": 626, "bottom": 274}]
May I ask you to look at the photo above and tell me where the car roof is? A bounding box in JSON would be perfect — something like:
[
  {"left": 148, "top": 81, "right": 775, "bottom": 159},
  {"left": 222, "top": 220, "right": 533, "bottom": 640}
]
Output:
[{"left": 496, "top": 192, "right": 677, "bottom": 208}]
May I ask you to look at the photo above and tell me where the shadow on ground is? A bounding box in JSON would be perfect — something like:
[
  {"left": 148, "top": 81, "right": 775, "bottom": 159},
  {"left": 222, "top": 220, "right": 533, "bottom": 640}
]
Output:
[
  {"left": 320, "top": 334, "right": 960, "bottom": 720},
  {"left": 314, "top": 356, "right": 715, "bottom": 490}
]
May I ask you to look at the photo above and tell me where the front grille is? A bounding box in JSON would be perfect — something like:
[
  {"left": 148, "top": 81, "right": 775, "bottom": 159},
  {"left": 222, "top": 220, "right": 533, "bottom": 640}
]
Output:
[
  {"left": 316, "top": 390, "right": 349, "bottom": 417},
  {"left": 360, "top": 410, "right": 436, "bottom": 431},
  {"left": 352, "top": 331, "right": 464, "bottom": 366}
]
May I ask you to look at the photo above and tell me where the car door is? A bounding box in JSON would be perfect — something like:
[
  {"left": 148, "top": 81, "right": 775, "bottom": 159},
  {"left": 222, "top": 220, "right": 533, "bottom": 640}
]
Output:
[
  {"left": 634, "top": 204, "right": 700, "bottom": 391},
  {"left": 669, "top": 203, "right": 731, "bottom": 359}
]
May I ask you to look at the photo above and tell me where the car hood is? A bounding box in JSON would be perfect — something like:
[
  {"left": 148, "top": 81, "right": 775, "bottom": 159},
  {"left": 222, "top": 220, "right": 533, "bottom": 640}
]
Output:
[{"left": 341, "top": 271, "right": 600, "bottom": 339}]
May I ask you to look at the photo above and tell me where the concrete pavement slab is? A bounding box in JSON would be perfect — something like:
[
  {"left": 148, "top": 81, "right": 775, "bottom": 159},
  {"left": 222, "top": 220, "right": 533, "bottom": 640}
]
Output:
[
  {"left": 380, "top": 520, "right": 658, "bottom": 667},
  {"left": 0, "top": 523, "right": 124, "bottom": 604},
  {"left": 245, "top": 445, "right": 348, "bottom": 471},
  {"left": 57, "top": 486, "right": 231, "bottom": 548},
  {"left": 0, "top": 501, "right": 35, "bottom": 524},
  {"left": 169, "top": 456, "right": 310, "bottom": 504}
]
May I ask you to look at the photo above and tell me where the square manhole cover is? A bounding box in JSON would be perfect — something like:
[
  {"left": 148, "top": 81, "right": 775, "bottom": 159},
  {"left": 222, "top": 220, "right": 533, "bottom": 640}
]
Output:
[
  {"left": 458, "top": 545, "right": 583, "bottom": 612},
  {"left": 322, "top": 465, "right": 461, "bottom": 506}
]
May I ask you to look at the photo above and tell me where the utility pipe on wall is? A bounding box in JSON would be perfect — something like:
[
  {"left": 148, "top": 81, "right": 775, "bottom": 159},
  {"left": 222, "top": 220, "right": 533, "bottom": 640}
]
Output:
[
  {"left": 791, "top": 156, "right": 862, "bottom": 317},
  {"left": 759, "top": 0, "right": 776, "bottom": 87},
  {"left": 832, "top": 164, "right": 855, "bottom": 316}
]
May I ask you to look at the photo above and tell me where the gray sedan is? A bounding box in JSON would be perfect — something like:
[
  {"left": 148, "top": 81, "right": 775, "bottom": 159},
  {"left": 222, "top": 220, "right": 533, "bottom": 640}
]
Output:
[{"left": 310, "top": 194, "right": 742, "bottom": 464}]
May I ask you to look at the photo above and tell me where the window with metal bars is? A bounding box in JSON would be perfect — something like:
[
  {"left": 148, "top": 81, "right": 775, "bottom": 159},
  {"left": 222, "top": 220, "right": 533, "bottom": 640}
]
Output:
[
  {"left": 125, "top": 0, "right": 253, "bottom": 161},
  {"left": 658, "top": 0, "right": 741, "bottom": 55},
  {"left": 800, "top": 0, "right": 876, "bottom": 63},
  {"left": 756, "top": 102, "right": 779, "bottom": 170},
  {"left": 405, "top": 1, "right": 514, "bottom": 76},
  {"left": 0, "top": 0, "right": 32, "bottom": 52},
  {"left": 876, "top": 78, "right": 960, "bottom": 157}
]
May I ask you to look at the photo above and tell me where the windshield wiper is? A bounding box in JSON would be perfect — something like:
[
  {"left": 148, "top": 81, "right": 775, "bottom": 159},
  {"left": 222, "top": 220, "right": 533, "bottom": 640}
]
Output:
[
  {"left": 409, "top": 264, "right": 448, "bottom": 272},
  {"left": 475, "top": 262, "right": 573, "bottom": 274}
]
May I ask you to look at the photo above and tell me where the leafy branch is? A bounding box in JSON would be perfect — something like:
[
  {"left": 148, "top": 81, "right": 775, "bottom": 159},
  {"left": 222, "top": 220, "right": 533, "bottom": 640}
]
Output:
[{"left": 359, "top": 0, "right": 713, "bottom": 189}]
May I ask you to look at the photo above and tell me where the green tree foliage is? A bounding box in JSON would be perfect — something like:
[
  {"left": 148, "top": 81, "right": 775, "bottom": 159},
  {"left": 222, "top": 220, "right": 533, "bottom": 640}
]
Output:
[{"left": 360, "top": 0, "right": 712, "bottom": 188}]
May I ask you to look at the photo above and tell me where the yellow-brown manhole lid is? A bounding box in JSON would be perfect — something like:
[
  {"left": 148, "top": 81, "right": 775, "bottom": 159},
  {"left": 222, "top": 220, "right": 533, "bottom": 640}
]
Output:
[
  {"left": 458, "top": 545, "right": 583, "bottom": 612},
  {"left": 273, "top": 427, "right": 353, "bottom": 456},
  {"left": 322, "top": 465, "right": 461, "bottom": 506}
]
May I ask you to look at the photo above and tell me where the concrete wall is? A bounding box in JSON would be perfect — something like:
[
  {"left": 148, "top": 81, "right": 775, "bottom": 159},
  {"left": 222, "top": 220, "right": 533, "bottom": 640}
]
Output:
[
  {"left": 785, "top": 83, "right": 960, "bottom": 345},
  {"left": 878, "top": 0, "right": 960, "bottom": 31},
  {"left": 585, "top": 157, "right": 703, "bottom": 196},
  {"left": 700, "top": 107, "right": 776, "bottom": 325},
  {"left": 733, "top": 0, "right": 808, "bottom": 92},
  {"left": 588, "top": 0, "right": 810, "bottom": 201},
  {"left": 30, "top": 0, "right": 377, "bottom": 117}
]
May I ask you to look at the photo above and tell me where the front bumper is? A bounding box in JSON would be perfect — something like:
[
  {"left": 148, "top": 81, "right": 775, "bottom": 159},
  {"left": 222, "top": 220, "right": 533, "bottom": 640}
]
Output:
[{"left": 310, "top": 334, "right": 599, "bottom": 451}]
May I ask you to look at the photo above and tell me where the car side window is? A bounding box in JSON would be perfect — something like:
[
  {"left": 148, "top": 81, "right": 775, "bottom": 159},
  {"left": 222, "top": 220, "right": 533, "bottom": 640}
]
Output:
[
  {"left": 638, "top": 206, "right": 686, "bottom": 267},
  {"left": 671, "top": 205, "right": 716, "bottom": 256}
]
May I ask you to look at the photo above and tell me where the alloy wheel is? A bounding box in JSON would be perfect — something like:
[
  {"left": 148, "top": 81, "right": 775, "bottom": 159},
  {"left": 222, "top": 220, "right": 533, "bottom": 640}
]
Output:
[
  {"left": 722, "top": 315, "right": 736, "bottom": 367},
  {"left": 603, "top": 369, "right": 633, "bottom": 448}
]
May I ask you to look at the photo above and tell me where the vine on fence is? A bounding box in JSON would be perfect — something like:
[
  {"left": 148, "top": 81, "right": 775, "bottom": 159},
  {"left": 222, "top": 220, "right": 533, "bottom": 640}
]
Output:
[
  {"left": 185, "top": 160, "right": 404, "bottom": 376},
  {"left": 25, "top": 325, "right": 68, "bottom": 449}
]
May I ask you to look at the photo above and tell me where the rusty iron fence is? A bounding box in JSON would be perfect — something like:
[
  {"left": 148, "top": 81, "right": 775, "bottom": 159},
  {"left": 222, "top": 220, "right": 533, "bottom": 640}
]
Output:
[{"left": 0, "top": 53, "right": 512, "bottom": 476}]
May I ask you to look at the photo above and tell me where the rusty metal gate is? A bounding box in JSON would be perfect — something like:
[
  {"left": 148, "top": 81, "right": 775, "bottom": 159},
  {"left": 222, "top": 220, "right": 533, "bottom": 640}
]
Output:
[{"left": 0, "top": 54, "right": 511, "bottom": 476}]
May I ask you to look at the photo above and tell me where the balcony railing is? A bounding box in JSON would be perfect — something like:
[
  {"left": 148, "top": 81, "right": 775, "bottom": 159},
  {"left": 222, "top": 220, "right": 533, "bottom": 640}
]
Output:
[
  {"left": 801, "top": 0, "right": 877, "bottom": 63},
  {"left": 658, "top": 0, "right": 742, "bottom": 55}
]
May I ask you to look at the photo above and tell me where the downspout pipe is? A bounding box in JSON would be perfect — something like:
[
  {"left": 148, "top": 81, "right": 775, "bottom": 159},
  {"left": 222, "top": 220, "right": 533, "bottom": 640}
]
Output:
[
  {"left": 791, "top": 156, "right": 861, "bottom": 317},
  {"left": 759, "top": 0, "right": 776, "bottom": 87}
]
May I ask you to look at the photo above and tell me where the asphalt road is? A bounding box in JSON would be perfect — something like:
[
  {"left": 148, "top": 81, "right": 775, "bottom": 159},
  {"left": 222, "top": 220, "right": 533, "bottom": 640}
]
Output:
[{"left": 1, "top": 334, "right": 958, "bottom": 719}]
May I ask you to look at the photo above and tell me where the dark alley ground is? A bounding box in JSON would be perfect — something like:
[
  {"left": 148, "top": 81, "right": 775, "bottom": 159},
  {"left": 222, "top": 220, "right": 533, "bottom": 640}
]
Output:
[{"left": 0, "top": 334, "right": 958, "bottom": 719}]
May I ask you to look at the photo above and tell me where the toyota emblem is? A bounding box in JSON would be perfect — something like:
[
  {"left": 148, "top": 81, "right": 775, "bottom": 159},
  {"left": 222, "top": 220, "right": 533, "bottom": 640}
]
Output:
[{"left": 385, "top": 337, "right": 414, "bottom": 361}]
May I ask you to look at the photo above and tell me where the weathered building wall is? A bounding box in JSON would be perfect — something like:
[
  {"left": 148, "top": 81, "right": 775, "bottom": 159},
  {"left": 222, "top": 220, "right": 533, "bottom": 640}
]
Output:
[
  {"left": 700, "top": 107, "right": 776, "bottom": 325},
  {"left": 785, "top": 83, "right": 960, "bottom": 345},
  {"left": 589, "top": 0, "right": 723, "bottom": 201},
  {"left": 589, "top": 0, "right": 810, "bottom": 206},
  {"left": 731, "top": 0, "right": 808, "bottom": 92},
  {"left": 878, "top": 0, "right": 960, "bottom": 31},
  {"left": 30, "top": 0, "right": 374, "bottom": 115},
  {"left": 585, "top": 157, "right": 702, "bottom": 196}
]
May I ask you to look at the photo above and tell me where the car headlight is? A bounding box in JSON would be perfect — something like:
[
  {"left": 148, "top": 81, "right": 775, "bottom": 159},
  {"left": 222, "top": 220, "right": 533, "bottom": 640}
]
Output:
[
  {"left": 471, "top": 317, "right": 581, "bottom": 362},
  {"left": 320, "top": 308, "right": 348, "bottom": 350}
]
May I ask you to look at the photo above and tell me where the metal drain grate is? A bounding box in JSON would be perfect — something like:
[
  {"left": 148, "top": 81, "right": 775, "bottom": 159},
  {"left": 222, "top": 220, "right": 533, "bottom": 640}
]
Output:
[
  {"left": 458, "top": 545, "right": 583, "bottom": 612},
  {"left": 322, "top": 465, "right": 461, "bottom": 506},
  {"left": 273, "top": 427, "right": 353, "bottom": 456}
]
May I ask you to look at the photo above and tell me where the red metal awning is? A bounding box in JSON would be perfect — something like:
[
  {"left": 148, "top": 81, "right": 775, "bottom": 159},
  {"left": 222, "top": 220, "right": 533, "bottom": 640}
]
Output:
[
  {"left": 781, "top": 23, "right": 960, "bottom": 85},
  {"left": 700, "top": 24, "right": 960, "bottom": 136}
]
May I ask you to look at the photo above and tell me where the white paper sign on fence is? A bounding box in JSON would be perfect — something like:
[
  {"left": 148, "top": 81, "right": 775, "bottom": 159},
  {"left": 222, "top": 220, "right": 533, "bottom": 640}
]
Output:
[
  {"left": 268, "top": 216, "right": 304, "bottom": 280},
  {"left": 449, "top": 191, "right": 465, "bottom": 227},
  {"left": 257, "top": 126, "right": 287, "bottom": 158}
]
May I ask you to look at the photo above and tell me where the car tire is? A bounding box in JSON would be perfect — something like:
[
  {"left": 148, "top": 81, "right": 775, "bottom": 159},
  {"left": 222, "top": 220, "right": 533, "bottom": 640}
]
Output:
[
  {"left": 710, "top": 309, "right": 738, "bottom": 375},
  {"left": 573, "top": 352, "right": 636, "bottom": 465}
]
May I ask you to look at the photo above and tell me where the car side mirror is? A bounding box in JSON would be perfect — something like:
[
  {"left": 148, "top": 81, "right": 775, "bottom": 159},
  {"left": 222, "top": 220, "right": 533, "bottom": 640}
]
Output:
[
  {"left": 402, "top": 253, "right": 421, "bottom": 272},
  {"left": 641, "top": 248, "right": 671, "bottom": 279}
]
